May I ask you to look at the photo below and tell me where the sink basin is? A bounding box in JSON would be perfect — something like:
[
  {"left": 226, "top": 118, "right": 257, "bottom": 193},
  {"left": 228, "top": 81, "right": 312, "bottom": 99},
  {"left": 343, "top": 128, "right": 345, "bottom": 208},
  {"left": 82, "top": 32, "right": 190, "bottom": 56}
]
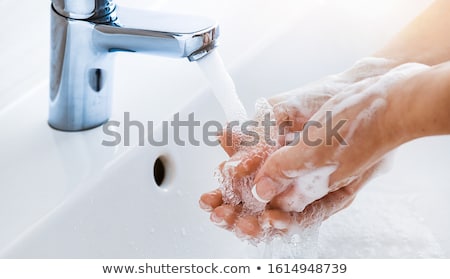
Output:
[{"left": 1, "top": 0, "right": 447, "bottom": 258}]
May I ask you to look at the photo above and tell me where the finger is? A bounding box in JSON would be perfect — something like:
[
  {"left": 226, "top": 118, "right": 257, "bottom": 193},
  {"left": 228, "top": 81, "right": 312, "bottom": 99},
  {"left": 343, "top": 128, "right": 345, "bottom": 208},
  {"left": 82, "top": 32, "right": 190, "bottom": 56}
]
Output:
[
  {"left": 271, "top": 157, "right": 381, "bottom": 213},
  {"left": 210, "top": 205, "right": 240, "bottom": 230},
  {"left": 253, "top": 110, "right": 347, "bottom": 205},
  {"left": 269, "top": 92, "right": 333, "bottom": 133},
  {"left": 199, "top": 189, "right": 223, "bottom": 212},
  {"left": 220, "top": 143, "right": 274, "bottom": 180},
  {"left": 260, "top": 209, "right": 293, "bottom": 232},
  {"left": 295, "top": 179, "right": 361, "bottom": 227},
  {"left": 235, "top": 215, "right": 261, "bottom": 239},
  {"left": 294, "top": 163, "right": 379, "bottom": 227},
  {"left": 252, "top": 144, "right": 309, "bottom": 203},
  {"left": 218, "top": 127, "right": 243, "bottom": 157}
]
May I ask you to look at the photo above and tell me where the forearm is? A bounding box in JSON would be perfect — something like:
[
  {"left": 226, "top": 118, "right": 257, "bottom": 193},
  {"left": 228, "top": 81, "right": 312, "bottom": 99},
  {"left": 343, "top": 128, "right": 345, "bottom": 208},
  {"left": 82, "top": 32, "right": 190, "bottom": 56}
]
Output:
[
  {"left": 375, "top": 0, "right": 450, "bottom": 65},
  {"left": 390, "top": 62, "right": 450, "bottom": 142}
]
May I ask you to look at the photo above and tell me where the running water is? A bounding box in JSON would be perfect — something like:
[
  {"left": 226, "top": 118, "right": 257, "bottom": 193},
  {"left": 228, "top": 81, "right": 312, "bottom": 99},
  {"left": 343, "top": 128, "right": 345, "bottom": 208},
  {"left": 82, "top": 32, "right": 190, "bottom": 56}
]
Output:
[
  {"left": 196, "top": 49, "right": 248, "bottom": 122},
  {"left": 196, "top": 53, "right": 444, "bottom": 258},
  {"left": 196, "top": 49, "right": 322, "bottom": 258}
]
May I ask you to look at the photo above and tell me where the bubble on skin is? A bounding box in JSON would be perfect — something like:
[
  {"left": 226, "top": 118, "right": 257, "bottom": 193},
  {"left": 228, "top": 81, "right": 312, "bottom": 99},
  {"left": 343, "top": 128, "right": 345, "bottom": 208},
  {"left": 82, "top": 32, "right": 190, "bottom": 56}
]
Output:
[
  {"left": 213, "top": 220, "right": 228, "bottom": 228},
  {"left": 284, "top": 132, "right": 298, "bottom": 143},
  {"left": 372, "top": 62, "right": 430, "bottom": 92},
  {"left": 271, "top": 57, "right": 401, "bottom": 127},
  {"left": 224, "top": 160, "right": 242, "bottom": 168},
  {"left": 328, "top": 64, "right": 429, "bottom": 160},
  {"left": 199, "top": 199, "right": 212, "bottom": 211},
  {"left": 273, "top": 92, "right": 335, "bottom": 125},
  {"left": 217, "top": 99, "right": 339, "bottom": 245},
  {"left": 339, "top": 57, "right": 399, "bottom": 82},
  {"left": 259, "top": 67, "right": 431, "bottom": 254},
  {"left": 340, "top": 97, "right": 387, "bottom": 147},
  {"left": 302, "top": 64, "right": 429, "bottom": 191},
  {"left": 276, "top": 166, "right": 338, "bottom": 212},
  {"left": 321, "top": 62, "right": 429, "bottom": 120},
  {"left": 282, "top": 168, "right": 310, "bottom": 179},
  {"left": 218, "top": 98, "right": 280, "bottom": 213},
  {"left": 251, "top": 60, "right": 410, "bottom": 212},
  {"left": 214, "top": 59, "right": 440, "bottom": 255},
  {"left": 253, "top": 61, "right": 428, "bottom": 247},
  {"left": 292, "top": 165, "right": 337, "bottom": 212},
  {"left": 272, "top": 219, "right": 290, "bottom": 230},
  {"left": 281, "top": 160, "right": 322, "bottom": 179}
]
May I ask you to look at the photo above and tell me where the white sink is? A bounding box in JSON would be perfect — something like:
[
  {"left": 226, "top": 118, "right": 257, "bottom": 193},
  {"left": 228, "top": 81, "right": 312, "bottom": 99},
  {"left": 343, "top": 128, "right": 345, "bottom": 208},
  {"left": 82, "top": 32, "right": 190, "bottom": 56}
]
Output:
[{"left": 1, "top": 0, "right": 448, "bottom": 258}]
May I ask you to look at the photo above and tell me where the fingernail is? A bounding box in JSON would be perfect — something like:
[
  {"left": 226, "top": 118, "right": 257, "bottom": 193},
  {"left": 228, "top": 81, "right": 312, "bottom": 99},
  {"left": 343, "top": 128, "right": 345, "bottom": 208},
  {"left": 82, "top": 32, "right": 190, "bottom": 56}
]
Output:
[
  {"left": 235, "top": 218, "right": 259, "bottom": 239},
  {"left": 224, "top": 159, "right": 241, "bottom": 168},
  {"left": 234, "top": 227, "right": 251, "bottom": 240},
  {"left": 252, "top": 185, "right": 270, "bottom": 203},
  {"left": 210, "top": 213, "right": 223, "bottom": 224},
  {"left": 199, "top": 200, "right": 212, "bottom": 211},
  {"left": 252, "top": 177, "right": 277, "bottom": 202},
  {"left": 271, "top": 219, "right": 290, "bottom": 230},
  {"left": 210, "top": 213, "right": 227, "bottom": 227}
]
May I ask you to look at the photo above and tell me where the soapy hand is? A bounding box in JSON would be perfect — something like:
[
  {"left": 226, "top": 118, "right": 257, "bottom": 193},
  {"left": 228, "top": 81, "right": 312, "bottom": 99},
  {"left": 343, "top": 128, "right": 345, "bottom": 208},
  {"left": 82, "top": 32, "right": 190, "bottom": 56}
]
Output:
[
  {"left": 252, "top": 63, "right": 430, "bottom": 212},
  {"left": 200, "top": 57, "right": 410, "bottom": 240},
  {"left": 216, "top": 57, "right": 399, "bottom": 211},
  {"left": 200, "top": 128, "right": 381, "bottom": 239},
  {"left": 201, "top": 0, "right": 450, "bottom": 241}
]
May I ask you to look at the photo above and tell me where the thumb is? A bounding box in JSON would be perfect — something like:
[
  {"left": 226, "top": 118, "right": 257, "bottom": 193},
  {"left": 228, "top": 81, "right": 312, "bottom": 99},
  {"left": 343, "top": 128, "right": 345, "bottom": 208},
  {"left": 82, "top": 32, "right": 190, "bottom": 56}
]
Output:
[
  {"left": 251, "top": 144, "right": 304, "bottom": 203},
  {"left": 252, "top": 142, "right": 336, "bottom": 207}
]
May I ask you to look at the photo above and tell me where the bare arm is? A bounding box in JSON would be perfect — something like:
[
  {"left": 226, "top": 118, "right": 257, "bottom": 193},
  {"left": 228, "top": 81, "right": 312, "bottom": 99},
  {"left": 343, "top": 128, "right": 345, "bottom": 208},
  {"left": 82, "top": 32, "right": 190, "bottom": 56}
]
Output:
[
  {"left": 375, "top": 0, "right": 450, "bottom": 65},
  {"left": 200, "top": 0, "right": 450, "bottom": 240},
  {"left": 394, "top": 61, "right": 450, "bottom": 140}
]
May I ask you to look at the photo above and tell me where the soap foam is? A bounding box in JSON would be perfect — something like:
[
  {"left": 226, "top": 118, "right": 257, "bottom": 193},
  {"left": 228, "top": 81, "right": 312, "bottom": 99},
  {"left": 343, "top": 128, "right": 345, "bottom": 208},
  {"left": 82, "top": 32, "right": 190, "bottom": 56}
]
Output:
[
  {"left": 217, "top": 98, "right": 280, "bottom": 214},
  {"left": 270, "top": 57, "right": 407, "bottom": 137},
  {"left": 339, "top": 57, "right": 398, "bottom": 82},
  {"left": 340, "top": 97, "right": 387, "bottom": 146},
  {"left": 292, "top": 165, "right": 337, "bottom": 212},
  {"left": 274, "top": 165, "right": 337, "bottom": 212},
  {"left": 214, "top": 99, "right": 339, "bottom": 245},
  {"left": 202, "top": 53, "right": 437, "bottom": 255}
]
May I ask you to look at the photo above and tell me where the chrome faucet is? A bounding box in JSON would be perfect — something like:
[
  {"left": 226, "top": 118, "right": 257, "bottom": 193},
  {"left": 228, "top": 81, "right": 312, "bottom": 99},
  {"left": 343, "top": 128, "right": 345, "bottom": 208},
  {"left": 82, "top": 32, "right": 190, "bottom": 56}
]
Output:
[{"left": 49, "top": 0, "right": 219, "bottom": 131}]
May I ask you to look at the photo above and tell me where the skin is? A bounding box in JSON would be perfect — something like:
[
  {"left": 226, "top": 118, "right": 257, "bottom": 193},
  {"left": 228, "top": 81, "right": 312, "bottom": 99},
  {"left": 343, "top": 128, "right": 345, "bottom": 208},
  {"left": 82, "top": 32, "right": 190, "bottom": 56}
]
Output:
[
  {"left": 200, "top": 132, "right": 381, "bottom": 238},
  {"left": 200, "top": 71, "right": 390, "bottom": 237},
  {"left": 254, "top": 62, "right": 450, "bottom": 203},
  {"left": 200, "top": 0, "right": 450, "bottom": 239},
  {"left": 201, "top": 61, "right": 450, "bottom": 239}
]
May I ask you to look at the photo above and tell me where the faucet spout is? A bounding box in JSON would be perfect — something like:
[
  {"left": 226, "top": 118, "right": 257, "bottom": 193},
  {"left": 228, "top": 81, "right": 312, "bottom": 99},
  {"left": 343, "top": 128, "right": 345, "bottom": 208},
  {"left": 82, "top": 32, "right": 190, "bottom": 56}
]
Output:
[
  {"left": 94, "top": 8, "right": 219, "bottom": 61},
  {"left": 49, "top": 1, "right": 219, "bottom": 131}
]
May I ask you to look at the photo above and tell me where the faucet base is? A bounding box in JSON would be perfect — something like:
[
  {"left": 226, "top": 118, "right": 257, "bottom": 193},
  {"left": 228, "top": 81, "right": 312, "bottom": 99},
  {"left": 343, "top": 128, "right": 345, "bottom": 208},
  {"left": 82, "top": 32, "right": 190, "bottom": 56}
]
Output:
[
  {"left": 49, "top": 7, "right": 114, "bottom": 131},
  {"left": 49, "top": 1, "right": 219, "bottom": 131}
]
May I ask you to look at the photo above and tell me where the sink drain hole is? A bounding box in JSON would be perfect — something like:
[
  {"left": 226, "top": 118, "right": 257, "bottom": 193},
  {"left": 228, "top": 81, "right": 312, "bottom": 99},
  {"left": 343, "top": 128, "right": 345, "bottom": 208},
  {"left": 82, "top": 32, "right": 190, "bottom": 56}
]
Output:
[{"left": 153, "top": 156, "right": 166, "bottom": 186}]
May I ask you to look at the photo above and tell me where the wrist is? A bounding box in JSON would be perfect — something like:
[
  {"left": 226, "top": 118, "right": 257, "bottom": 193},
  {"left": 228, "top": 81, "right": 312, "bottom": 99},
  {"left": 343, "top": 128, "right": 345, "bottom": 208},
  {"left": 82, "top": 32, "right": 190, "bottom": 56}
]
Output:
[{"left": 387, "top": 62, "right": 450, "bottom": 143}]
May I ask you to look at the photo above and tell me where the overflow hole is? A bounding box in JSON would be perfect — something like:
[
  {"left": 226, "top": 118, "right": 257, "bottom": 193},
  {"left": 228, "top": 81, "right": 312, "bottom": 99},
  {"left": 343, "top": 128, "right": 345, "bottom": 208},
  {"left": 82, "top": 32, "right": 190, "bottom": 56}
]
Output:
[
  {"left": 153, "top": 157, "right": 166, "bottom": 187},
  {"left": 88, "top": 68, "right": 104, "bottom": 92}
]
